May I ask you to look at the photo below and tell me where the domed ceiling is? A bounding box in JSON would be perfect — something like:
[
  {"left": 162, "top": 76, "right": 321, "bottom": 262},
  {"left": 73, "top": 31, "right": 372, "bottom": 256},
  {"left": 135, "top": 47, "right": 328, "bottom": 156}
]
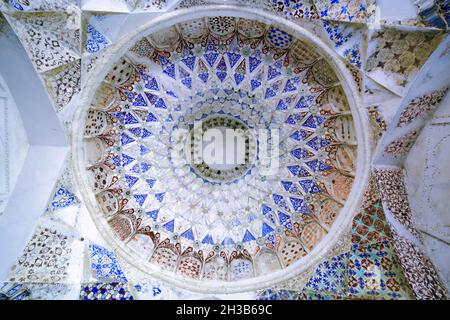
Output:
[{"left": 79, "top": 15, "right": 359, "bottom": 285}]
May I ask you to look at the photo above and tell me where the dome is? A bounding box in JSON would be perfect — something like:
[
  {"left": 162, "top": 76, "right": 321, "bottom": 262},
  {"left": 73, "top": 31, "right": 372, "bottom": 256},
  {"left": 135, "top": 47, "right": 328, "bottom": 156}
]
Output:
[
  {"left": 74, "top": 10, "right": 366, "bottom": 292},
  {"left": 1, "top": 0, "right": 448, "bottom": 301}
]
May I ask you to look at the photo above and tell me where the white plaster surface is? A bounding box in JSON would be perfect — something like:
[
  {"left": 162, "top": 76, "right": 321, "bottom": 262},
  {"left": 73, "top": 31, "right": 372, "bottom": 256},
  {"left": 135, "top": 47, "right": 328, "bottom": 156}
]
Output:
[
  {"left": 405, "top": 93, "right": 450, "bottom": 292},
  {"left": 0, "top": 75, "right": 29, "bottom": 215},
  {"left": 377, "top": 0, "right": 419, "bottom": 21}
]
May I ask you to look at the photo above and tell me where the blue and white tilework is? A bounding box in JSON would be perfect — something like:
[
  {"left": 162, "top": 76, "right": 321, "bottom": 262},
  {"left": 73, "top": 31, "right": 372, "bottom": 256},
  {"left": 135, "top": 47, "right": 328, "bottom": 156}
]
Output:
[
  {"left": 314, "top": 0, "right": 371, "bottom": 23},
  {"left": 85, "top": 24, "right": 110, "bottom": 54},
  {"left": 348, "top": 240, "right": 414, "bottom": 299},
  {"left": 82, "top": 17, "right": 357, "bottom": 281},
  {"left": 305, "top": 252, "right": 349, "bottom": 295},
  {"left": 89, "top": 243, "right": 128, "bottom": 283},
  {"left": 257, "top": 288, "right": 300, "bottom": 300},
  {"left": 79, "top": 282, "right": 134, "bottom": 300},
  {"left": 49, "top": 185, "right": 78, "bottom": 211},
  {"left": 269, "top": 0, "right": 319, "bottom": 19},
  {"left": 322, "top": 21, "right": 364, "bottom": 69}
]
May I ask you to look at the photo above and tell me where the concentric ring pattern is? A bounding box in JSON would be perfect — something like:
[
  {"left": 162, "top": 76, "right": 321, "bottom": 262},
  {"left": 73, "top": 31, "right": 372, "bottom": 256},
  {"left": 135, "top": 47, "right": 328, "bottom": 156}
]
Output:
[{"left": 82, "top": 16, "right": 358, "bottom": 282}]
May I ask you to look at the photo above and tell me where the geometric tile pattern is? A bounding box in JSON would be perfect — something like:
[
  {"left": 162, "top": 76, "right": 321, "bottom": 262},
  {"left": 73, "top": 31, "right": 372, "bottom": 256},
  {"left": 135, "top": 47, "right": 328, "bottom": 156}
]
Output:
[
  {"left": 48, "top": 184, "right": 78, "bottom": 211},
  {"left": 7, "top": 225, "right": 73, "bottom": 283},
  {"left": 43, "top": 59, "right": 82, "bottom": 111},
  {"left": 6, "top": 12, "right": 81, "bottom": 73},
  {"left": 299, "top": 289, "right": 344, "bottom": 300},
  {"left": 366, "top": 28, "right": 443, "bottom": 91},
  {"left": 348, "top": 240, "right": 414, "bottom": 300},
  {"left": 351, "top": 199, "right": 391, "bottom": 250},
  {"left": 314, "top": 0, "right": 372, "bottom": 23},
  {"left": 257, "top": 167, "right": 419, "bottom": 300},
  {"left": 352, "top": 173, "right": 392, "bottom": 249},
  {"left": 305, "top": 253, "right": 349, "bottom": 296}
]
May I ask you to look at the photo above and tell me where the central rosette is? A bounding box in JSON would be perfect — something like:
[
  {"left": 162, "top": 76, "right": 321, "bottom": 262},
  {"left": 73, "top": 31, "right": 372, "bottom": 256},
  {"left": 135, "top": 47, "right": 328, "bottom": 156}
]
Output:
[{"left": 187, "top": 114, "right": 257, "bottom": 184}]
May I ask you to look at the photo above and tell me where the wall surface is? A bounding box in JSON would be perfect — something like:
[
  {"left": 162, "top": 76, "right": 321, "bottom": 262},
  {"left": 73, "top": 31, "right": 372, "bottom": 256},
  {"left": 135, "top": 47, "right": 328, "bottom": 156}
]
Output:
[
  {"left": 0, "top": 21, "right": 68, "bottom": 282},
  {"left": 405, "top": 93, "right": 450, "bottom": 292}
]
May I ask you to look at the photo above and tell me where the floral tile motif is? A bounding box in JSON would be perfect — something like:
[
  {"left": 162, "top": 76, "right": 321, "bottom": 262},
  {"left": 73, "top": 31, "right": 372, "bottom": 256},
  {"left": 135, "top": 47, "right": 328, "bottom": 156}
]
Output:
[
  {"left": 129, "top": 37, "right": 155, "bottom": 60},
  {"left": 89, "top": 243, "right": 128, "bottom": 283},
  {"left": 42, "top": 59, "right": 81, "bottom": 112},
  {"left": 314, "top": 0, "right": 371, "bottom": 23},
  {"left": 7, "top": 225, "right": 73, "bottom": 283},
  {"left": 269, "top": 0, "right": 319, "bottom": 20},
  {"left": 348, "top": 240, "right": 414, "bottom": 299},
  {"left": 84, "top": 23, "right": 110, "bottom": 54},
  {"left": 396, "top": 86, "right": 449, "bottom": 128},
  {"left": 391, "top": 231, "right": 448, "bottom": 300},
  {"left": 305, "top": 252, "right": 349, "bottom": 295},
  {"left": 257, "top": 288, "right": 300, "bottom": 300},
  {"left": 374, "top": 168, "right": 421, "bottom": 239},
  {"left": 47, "top": 183, "right": 78, "bottom": 212},
  {"left": 383, "top": 130, "right": 418, "bottom": 159},
  {"left": 365, "top": 28, "right": 443, "bottom": 94},
  {"left": 1, "top": 2, "right": 445, "bottom": 301},
  {"left": 342, "top": 43, "right": 362, "bottom": 69},
  {"left": 79, "top": 282, "right": 134, "bottom": 300},
  {"left": 322, "top": 20, "right": 365, "bottom": 69},
  {"left": 177, "top": 0, "right": 320, "bottom": 21},
  {"left": 6, "top": 11, "right": 81, "bottom": 73}
]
